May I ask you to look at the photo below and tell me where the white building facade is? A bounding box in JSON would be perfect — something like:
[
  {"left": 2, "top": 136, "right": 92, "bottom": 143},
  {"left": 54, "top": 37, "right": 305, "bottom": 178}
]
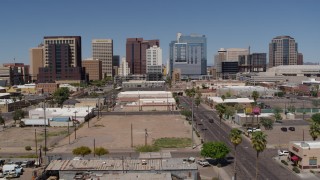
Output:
[
  {"left": 146, "top": 45, "right": 162, "bottom": 73},
  {"left": 118, "top": 57, "right": 130, "bottom": 77}
]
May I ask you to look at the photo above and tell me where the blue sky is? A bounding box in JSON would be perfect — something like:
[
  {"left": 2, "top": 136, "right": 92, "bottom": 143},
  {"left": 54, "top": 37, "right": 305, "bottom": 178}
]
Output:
[{"left": 0, "top": 0, "right": 319, "bottom": 65}]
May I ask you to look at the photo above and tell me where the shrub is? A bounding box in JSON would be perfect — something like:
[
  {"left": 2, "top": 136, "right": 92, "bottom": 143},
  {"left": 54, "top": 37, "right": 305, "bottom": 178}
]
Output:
[
  {"left": 25, "top": 146, "right": 32, "bottom": 151},
  {"left": 310, "top": 170, "right": 315, "bottom": 174},
  {"left": 281, "top": 160, "right": 288, "bottom": 166},
  {"left": 292, "top": 167, "right": 300, "bottom": 173}
]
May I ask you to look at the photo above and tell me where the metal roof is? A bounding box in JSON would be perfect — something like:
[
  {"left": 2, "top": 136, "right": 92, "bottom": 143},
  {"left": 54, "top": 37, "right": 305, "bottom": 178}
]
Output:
[{"left": 46, "top": 159, "right": 197, "bottom": 171}]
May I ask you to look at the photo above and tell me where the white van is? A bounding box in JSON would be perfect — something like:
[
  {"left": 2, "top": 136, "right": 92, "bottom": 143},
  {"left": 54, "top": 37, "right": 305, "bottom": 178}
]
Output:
[{"left": 2, "top": 164, "right": 22, "bottom": 178}]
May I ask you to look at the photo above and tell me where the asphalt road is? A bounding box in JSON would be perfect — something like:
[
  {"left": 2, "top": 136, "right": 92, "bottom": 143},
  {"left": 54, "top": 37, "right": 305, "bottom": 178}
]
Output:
[{"left": 179, "top": 96, "right": 299, "bottom": 180}]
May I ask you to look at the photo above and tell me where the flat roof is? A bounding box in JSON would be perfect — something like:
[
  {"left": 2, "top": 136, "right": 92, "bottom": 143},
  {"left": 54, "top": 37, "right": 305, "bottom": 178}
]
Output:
[
  {"left": 119, "top": 91, "right": 171, "bottom": 95},
  {"left": 208, "top": 97, "right": 254, "bottom": 103},
  {"left": 292, "top": 141, "right": 320, "bottom": 149},
  {"left": 46, "top": 159, "right": 197, "bottom": 171}
]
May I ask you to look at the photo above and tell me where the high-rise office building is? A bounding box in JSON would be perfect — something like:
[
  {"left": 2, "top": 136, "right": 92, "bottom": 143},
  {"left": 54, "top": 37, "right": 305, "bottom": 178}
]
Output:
[
  {"left": 3, "top": 63, "right": 30, "bottom": 85},
  {"left": 126, "top": 38, "right": 159, "bottom": 74},
  {"left": 169, "top": 33, "right": 207, "bottom": 76},
  {"left": 92, "top": 39, "right": 113, "bottom": 78},
  {"left": 298, "top": 53, "right": 304, "bottom": 65},
  {"left": 239, "top": 53, "right": 267, "bottom": 72},
  {"left": 38, "top": 36, "right": 85, "bottom": 83},
  {"left": 112, "top": 55, "right": 120, "bottom": 77},
  {"left": 214, "top": 48, "right": 249, "bottom": 78},
  {"left": 30, "top": 45, "right": 44, "bottom": 81},
  {"left": 146, "top": 45, "right": 162, "bottom": 81},
  {"left": 82, "top": 58, "right": 102, "bottom": 81},
  {"left": 269, "top": 36, "right": 298, "bottom": 68},
  {"left": 118, "top": 57, "right": 130, "bottom": 77}
]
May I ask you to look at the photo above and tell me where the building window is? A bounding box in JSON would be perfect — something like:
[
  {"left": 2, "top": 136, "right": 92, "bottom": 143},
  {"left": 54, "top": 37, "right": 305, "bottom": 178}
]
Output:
[{"left": 309, "top": 157, "right": 317, "bottom": 166}]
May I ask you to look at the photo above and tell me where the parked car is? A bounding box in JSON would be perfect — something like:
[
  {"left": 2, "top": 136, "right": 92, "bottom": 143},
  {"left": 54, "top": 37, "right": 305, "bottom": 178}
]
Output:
[
  {"left": 188, "top": 157, "right": 195, "bottom": 163},
  {"left": 197, "top": 159, "right": 210, "bottom": 167},
  {"left": 278, "top": 150, "right": 289, "bottom": 156},
  {"left": 289, "top": 127, "right": 295, "bottom": 131},
  {"left": 281, "top": 127, "right": 287, "bottom": 132},
  {"left": 247, "top": 128, "right": 261, "bottom": 133},
  {"left": 73, "top": 157, "right": 83, "bottom": 160}
]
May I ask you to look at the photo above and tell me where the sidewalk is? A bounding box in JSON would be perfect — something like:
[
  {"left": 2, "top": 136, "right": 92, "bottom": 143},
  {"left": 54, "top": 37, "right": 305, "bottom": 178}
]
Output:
[{"left": 273, "top": 156, "right": 319, "bottom": 180}]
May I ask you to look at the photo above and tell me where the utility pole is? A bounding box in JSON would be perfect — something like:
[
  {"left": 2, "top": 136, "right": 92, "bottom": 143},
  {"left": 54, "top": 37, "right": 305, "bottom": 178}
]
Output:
[
  {"left": 191, "top": 96, "right": 194, "bottom": 148},
  {"left": 35, "top": 129, "right": 37, "bottom": 158},
  {"left": 43, "top": 101, "right": 47, "bottom": 156},
  {"left": 74, "top": 111, "right": 78, "bottom": 140},
  {"left": 131, "top": 123, "right": 133, "bottom": 148},
  {"left": 68, "top": 120, "right": 70, "bottom": 144},
  {"left": 87, "top": 105, "right": 90, "bottom": 128},
  {"left": 302, "top": 100, "right": 305, "bottom": 121},
  {"left": 145, "top": 128, "right": 148, "bottom": 146},
  {"left": 93, "top": 138, "right": 96, "bottom": 157}
]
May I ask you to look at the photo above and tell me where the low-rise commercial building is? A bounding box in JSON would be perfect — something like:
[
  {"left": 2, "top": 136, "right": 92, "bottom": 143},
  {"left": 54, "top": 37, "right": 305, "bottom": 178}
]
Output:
[
  {"left": 36, "top": 83, "right": 59, "bottom": 95},
  {"left": 45, "top": 159, "right": 198, "bottom": 180},
  {"left": 289, "top": 141, "right": 320, "bottom": 170},
  {"left": 122, "top": 80, "right": 165, "bottom": 89}
]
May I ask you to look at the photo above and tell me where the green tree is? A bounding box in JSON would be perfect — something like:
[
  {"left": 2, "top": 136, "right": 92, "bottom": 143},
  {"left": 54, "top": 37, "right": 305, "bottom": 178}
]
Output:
[
  {"left": 309, "top": 122, "right": 320, "bottom": 141},
  {"left": 287, "top": 105, "right": 296, "bottom": 114},
  {"left": 229, "top": 128, "right": 242, "bottom": 179},
  {"left": 221, "top": 95, "right": 226, "bottom": 102},
  {"left": 273, "top": 107, "right": 283, "bottom": 122},
  {"left": 225, "top": 105, "right": 236, "bottom": 119},
  {"left": 251, "top": 131, "right": 267, "bottom": 180},
  {"left": 72, "top": 146, "right": 92, "bottom": 157},
  {"left": 225, "top": 91, "right": 232, "bottom": 98},
  {"left": 200, "top": 142, "right": 230, "bottom": 164},
  {"left": 94, "top": 147, "right": 109, "bottom": 158},
  {"left": 0, "top": 115, "right": 5, "bottom": 127},
  {"left": 53, "top": 87, "right": 70, "bottom": 106},
  {"left": 259, "top": 117, "right": 273, "bottom": 130},
  {"left": 215, "top": 104, "right": 226, "bottom": 138},
  {"left": 174, "top": 96, "right": 180, "bottom": 106},
  {"left": 181, "top": 110, "right": 192, "bottom": 120},
  {"left": 13, "top": 109, "right": 25, "bottom": 124},
  {"left": 195, "top": 97, "right": 201, "bottom": 108},
  {"left": 185, "top": 88, "right": 196, "bottom": 98},
  {"left": 252, "top": 91, "right": 259, "bottom": 103},
  {"left": 166, "top": 76, "right": 172, "bottom": 88},
  {"left": 311, "top": 113, "right": 320, "bottom": 124}
]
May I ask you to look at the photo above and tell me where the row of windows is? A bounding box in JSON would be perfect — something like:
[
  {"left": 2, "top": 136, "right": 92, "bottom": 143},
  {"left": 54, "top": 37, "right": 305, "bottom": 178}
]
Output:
[{"left": 45, "top": 40, "right": 74, "bottom": 44}]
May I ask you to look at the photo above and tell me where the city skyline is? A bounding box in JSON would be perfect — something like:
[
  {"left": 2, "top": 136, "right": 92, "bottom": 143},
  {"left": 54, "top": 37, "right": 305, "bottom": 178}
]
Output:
[{"left": 1, "top": 0, "right": 320, "bottom": 65}]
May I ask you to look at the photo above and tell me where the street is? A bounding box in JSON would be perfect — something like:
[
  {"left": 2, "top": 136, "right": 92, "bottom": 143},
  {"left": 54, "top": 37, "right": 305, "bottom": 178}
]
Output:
[{"left": 179, "top": 96, "right": 299, "bottom": 180}]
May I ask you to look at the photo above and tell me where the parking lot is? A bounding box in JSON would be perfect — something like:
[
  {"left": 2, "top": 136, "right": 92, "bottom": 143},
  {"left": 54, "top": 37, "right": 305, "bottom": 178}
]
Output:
[{"left": 263, "top": 122, "right": 313, "bottom": 149}]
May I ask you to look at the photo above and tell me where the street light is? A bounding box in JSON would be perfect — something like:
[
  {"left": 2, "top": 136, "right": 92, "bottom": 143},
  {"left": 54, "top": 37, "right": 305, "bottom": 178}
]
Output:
[
  {"left": 74, "top": 111, "right": 78, "bottom": 140},
  {"left": 87, "top": 105, "right": 90, "bottom": 128}
]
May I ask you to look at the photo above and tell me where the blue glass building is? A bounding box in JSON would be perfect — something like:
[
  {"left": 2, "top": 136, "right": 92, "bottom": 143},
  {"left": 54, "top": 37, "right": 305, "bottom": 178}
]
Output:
[{"left": 169, "top": 33, "right": 207, "bottom": 77}]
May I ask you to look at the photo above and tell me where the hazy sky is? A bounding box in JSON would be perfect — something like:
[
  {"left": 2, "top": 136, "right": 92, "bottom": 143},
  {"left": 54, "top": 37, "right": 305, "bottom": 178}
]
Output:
[{"left": 0, "top": 0, "right": 319, "bottom": 65}]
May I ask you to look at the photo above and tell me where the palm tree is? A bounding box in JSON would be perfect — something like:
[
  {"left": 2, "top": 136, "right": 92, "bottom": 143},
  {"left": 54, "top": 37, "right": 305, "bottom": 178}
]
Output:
[
  {"left": 229, "top": 128, "right": 242, "bottom": 180},
  {"left": 251, "top": 131, "right": 267, "bottom": 180},
  {"left": 252, "top": 91, "right": 260, "bottom": 104},
  {"left": 309, "top": 122, "right": 320, "bottom": 141},
  {"left": 215, "top": 103, "right": 226, "bottom": 139}
]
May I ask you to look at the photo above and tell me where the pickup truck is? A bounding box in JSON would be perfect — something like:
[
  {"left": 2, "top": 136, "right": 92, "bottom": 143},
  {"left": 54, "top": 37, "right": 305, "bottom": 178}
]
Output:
[{"left": 197, "top": 159, "right": 210, "bottom": 167}]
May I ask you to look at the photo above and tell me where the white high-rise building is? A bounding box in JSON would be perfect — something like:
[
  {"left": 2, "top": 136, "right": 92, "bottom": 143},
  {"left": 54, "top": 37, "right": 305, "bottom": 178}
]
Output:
[
  {"left": 118, "top": 57, "right": 130, "bottom": 77},
  {"left": 92, "top": 39, "right": 113, "bottom": 78},
  {"left": 146, "top": 45, "right": 162, "bottom": 73}
]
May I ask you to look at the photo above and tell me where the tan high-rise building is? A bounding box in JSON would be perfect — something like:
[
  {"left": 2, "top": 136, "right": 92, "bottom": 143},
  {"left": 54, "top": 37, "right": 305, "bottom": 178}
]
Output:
[
  {"left": 82, "top": 58, "right": 102, "bottom": 81},
  {"left": 269, "top": 36, "right": 298, "bottom": 68},
  {"left": 30, "top": 46, "right": 44, "bottom": 81},
  {"left": 92, "top": 39, "right": 113, "bottom": 78}
]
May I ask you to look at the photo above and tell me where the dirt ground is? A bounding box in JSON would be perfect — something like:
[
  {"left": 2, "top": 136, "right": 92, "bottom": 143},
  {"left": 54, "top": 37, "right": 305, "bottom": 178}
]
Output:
[
  {"left": 0, "top": 114, "right": 194, "bottom": 155},
  {"left": 52, "top": 114, "right": 193, "bottom": 153},
  {"left": 264, "top": 125, "right": 313, "bottom": 149},
  {"left": 0, "top": 126, "right": 68, "bottom": 154}
]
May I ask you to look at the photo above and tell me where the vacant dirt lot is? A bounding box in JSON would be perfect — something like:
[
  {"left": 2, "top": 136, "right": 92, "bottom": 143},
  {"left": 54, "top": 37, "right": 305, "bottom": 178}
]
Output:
[
  {"left": 0, "top": 115, "right": 194, "bottom": 155},
  {"left": 52, "top": 114, "right": 192, "bottom": 153},
  {"left": 0, "top": 126, "right": 68, "bottom": 154}
]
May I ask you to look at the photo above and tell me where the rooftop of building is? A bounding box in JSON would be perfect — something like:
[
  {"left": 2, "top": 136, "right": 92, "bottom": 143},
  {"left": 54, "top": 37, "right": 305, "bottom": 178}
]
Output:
[
  {"left": 46, "top": 159, "right": 197, "bottom": 171},
  {"left": 292, "top": 141, "right": 320, "bottom": 149},
  {"left": 267, "top": 65, "right": 320, "bottom": 72},
  {"left": 31, "top": 107, "right": 93, "bottom": 117},
  {"left": 119, "top": 91, "right": 171, "bottom": 95},
  {"left": 208, "top": 97, "right": 254, "bottom": 103}
]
